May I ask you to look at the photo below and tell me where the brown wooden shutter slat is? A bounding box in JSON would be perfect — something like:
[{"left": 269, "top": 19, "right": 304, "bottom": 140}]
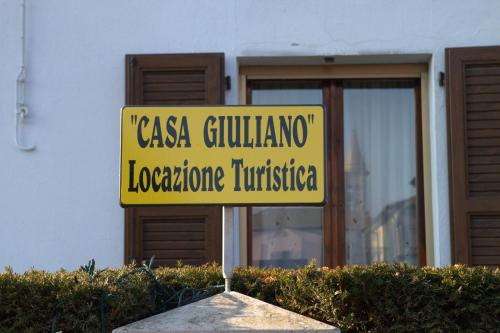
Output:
[
  {"left": 143, "top": 240, "right": 206, "bottom": 251},
  {"left": 466, "top": 102, "right": 500, "bottom": 111},
  {"left": 446, "top": 45, "right": 500, "bottom": 267},
  {"left": 124, "top": 53, "right": 224, "bottom": 267},
  {"left": 467, "top": 112, "right": 500, "bottom": 120},
  {"left": 144, "top": 82, "right": 206, "bottom": 92}
]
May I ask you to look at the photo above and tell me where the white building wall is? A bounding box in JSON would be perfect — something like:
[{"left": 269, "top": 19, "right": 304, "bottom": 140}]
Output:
[{"left": 0, "top": 0, "right": 499, "bottom": 271}]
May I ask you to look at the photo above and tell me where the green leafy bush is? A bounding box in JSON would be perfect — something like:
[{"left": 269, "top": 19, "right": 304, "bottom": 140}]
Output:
[
  {"left": 275, "top": 264, "right": 500, "bottom": 332},
  {"left": 0, "top": 262, "right": 498, "bottom": 332}
]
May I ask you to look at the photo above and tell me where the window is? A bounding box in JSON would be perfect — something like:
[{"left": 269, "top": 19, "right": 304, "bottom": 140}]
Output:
[
  {"left": 343, "top": 80, "right": 420, "bottom": 265},
  {"left": 249, "top": 81, "right": 324, "bottom": 268},
  {"left": 246, "top": 76, "right": 425, "bottom": 267}
]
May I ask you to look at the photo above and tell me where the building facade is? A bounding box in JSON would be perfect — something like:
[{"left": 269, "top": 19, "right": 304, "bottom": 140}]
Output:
[{"left": 1, "top": 0, "right": 500, "bottom": 271}]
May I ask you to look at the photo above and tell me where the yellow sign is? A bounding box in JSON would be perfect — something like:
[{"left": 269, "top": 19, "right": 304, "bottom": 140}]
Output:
[{"left": 120, "top": 106, "right": 326, "bottom": 206}]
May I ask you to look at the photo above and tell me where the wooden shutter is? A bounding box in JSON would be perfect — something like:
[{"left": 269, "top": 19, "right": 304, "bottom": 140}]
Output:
[
  {"left": 125, "top": 53, "right": 224, "bottom": 267},
  {"left": 446, "top": 46, "right": 500, "bottom": 267}
]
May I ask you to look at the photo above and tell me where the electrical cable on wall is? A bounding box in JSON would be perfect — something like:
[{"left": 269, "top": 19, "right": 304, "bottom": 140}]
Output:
[{"left": 15, "top": 0, "right": 35, "bottom": 151}]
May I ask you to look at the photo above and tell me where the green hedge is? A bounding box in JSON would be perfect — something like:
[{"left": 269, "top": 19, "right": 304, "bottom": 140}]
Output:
[{"left": 0, "top": 262, "right": 498, "bottom": 332}]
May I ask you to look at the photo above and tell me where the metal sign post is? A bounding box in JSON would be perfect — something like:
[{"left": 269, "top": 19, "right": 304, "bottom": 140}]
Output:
[{"left": 222, "top": 206, "right": 234, "bottom": 292}]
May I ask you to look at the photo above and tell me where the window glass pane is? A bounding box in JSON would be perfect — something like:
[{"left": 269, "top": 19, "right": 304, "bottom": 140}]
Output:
[
  {"left": 252, "top": 81, "right": 323, "bottom": 105},
  {"left": 252, "top": 207, "right": 323, "bottom": 268},
  {"left": 343, "top": 80, "right": 417, "bottom": 265},
  {"left": 251, "top": 81, "right": 324, "bottom": 268}
]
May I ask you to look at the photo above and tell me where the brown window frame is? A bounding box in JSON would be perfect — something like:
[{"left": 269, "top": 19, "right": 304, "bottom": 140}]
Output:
[{"left": 246, "top": 78, "right": 426, "bottom": 267}]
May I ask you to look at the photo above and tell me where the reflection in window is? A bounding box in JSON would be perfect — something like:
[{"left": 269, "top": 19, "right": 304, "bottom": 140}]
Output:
[
  {"left": 251, "top": 81, "right": 324, "bottom": 268},
  {"left": 252, "top": 207, "right": 323, "bottom": 268},
  {"left": 344, "top": 80, "right": 418, "bottom": 265}
]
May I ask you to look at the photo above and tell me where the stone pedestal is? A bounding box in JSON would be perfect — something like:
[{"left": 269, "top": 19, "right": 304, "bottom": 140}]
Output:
[{"left": 113, "top": 291, "right": 340, "bottom": 333}]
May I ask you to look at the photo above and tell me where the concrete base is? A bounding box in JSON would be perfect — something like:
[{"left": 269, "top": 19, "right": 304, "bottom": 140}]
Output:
[{"left": 113, "top": 291, "right": 340, "bottom": 333}]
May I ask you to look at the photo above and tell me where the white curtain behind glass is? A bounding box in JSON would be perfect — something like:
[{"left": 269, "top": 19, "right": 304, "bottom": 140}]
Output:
[{"left": 343, "top": 81, "right": 417, "bottom": 265}]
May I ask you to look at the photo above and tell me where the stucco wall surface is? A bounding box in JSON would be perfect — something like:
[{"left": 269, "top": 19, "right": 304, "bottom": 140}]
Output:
[{"left": 1, "top": 0, "right": 499, "bottom": 271}]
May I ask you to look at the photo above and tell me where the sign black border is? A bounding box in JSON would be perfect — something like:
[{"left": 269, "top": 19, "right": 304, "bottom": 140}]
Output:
[{"left": 119, "top": 105, "right": 328, "bottom": 207}]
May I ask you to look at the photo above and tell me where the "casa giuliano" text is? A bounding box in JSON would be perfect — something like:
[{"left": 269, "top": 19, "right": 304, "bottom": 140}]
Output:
[{"left": 126, "top": 114, "right": 319, "bottom": 194}]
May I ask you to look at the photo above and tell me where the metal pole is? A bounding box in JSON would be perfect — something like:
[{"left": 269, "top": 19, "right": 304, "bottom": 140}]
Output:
[{"left": 222, "top": 206, "right": 234, "bottom": 292}]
